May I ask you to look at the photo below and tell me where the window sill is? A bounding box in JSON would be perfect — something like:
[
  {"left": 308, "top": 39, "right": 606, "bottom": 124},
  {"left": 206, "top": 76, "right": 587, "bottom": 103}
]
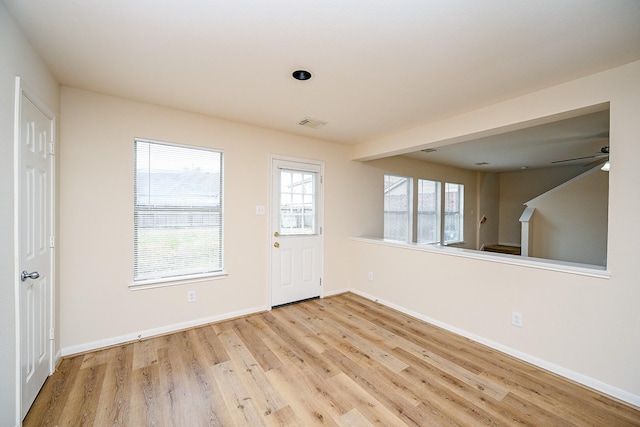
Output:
[
  {"left": 130, "top": 271, "right": 229, "bottom": 291},
  {"left": 350, "top": 237, "right": 610, "bottom": 279}
]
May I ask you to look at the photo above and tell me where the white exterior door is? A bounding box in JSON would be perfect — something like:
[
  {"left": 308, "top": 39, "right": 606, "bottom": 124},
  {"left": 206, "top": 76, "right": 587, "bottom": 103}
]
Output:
[
  {"left": 18, "top": 88, "right": 54, "bottom": 419},
  {"left": 271, "top": 158, "right": 323, "bottom": 306}
]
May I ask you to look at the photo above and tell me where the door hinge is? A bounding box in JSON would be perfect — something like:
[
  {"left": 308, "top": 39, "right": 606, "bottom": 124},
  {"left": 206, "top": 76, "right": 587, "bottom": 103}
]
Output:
[
  {"left": 49, "top": 142, "right": 55, "bottom": 155},
  {"left": 49, "top": 328, "right": 55, "bottom": 340},
  {"left": 49, "top": 235, "right": 55, "bottom": 248},
  {"left": 320, "top": 226, "right": 322, "bottom": 235},
  {"left": 320, "top": 278, "right": 322, "bottom": 287},
  {"left": 320, "top": 175, "right": 323, "bottom": 184}
]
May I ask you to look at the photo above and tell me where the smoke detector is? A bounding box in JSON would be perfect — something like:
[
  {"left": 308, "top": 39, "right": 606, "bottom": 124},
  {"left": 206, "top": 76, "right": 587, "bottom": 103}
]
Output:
[{"left": 298, "top": 118, "right": 327, "bottom": 129}]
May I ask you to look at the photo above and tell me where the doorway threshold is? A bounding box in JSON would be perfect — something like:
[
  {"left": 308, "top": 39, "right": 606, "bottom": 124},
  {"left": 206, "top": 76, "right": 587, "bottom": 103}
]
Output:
[{"left": 272, "top": 296, "right": 320, "bottom": 310}]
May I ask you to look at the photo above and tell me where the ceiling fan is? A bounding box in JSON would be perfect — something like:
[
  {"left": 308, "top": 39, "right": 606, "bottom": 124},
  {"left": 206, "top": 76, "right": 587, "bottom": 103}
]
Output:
[{"left": 551, "top": 145, "right": 609, "bottom": 166}]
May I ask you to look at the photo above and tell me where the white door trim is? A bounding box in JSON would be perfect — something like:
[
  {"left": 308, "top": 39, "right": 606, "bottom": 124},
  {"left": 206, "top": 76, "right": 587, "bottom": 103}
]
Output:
[
  {"left": 14, "top": 76, "right": 57, "bottom": 423},
  {"left": 268, "top": 155, "right": 324, "bottom": 308}
]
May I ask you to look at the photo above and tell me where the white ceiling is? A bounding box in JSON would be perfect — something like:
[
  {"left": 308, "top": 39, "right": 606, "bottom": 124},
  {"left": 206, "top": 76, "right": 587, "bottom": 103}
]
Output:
[
  {"left": 404, "top": 109, "right": 611, "bottom": 172},
  {"left": 4, "top": 0, "right": 640, "bottom": 149}
]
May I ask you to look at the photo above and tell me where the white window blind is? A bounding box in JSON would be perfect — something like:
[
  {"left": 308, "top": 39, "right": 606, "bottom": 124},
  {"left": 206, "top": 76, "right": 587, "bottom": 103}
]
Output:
[
  {"left": 384, "top": 174, "right": 412, "bottom": 242},
  {"left": 444, "top": 182, "right": 464, "bottom": 244},
  {"left": 134, "top": 139, "right": 223, "bottom": 282},
  {"left": 417, "top": 179, "right": 441, "bottom": 244}
]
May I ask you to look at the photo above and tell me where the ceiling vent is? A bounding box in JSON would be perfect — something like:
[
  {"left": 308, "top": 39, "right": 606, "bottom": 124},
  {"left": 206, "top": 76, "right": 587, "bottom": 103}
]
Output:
[
  {"left": 298, "top": 118, "right": 327, "bottom": 129},
  {"left": 421, "top": 148, "right": 437, "bottom": 153}
]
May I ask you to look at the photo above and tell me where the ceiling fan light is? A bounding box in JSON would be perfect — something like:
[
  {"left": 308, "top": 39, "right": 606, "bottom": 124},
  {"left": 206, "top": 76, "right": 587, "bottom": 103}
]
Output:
[{"left": 601, "top": 161, "right": 610, "bottom": 171}]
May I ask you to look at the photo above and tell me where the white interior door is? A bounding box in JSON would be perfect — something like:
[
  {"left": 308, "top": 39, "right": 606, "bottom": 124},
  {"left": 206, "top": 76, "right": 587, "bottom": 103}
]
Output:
[
  {"left": 271, "top": 158, "right": 323, "bottom": 306},
  {"left": 18, "top": 88, "right": 54, "bottom": 420}
]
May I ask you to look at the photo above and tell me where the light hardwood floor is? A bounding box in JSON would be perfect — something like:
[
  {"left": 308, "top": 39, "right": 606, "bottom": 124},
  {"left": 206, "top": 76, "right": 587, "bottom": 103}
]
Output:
[{"left": 25, "top": 292, "right": 640, "bottom": 426}]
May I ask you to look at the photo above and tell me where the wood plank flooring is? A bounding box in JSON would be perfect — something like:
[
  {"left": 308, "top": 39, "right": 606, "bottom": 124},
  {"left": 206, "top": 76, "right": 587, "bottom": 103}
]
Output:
[{"left": 24, "top": 293, "right": 640, "bottom": 426}]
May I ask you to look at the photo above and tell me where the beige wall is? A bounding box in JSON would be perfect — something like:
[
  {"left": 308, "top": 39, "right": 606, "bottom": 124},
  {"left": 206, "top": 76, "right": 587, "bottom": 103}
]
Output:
[
  {"left": 0, "top": 4, "right": 60, "bottom": 425},
  {"left": 528, "top": 167, "right": 608, "bottom": 265},
  {"left": 499, "top": 165, "right": 586, "bottom": 245},
  {"left": 58, "top": 87, "right": 369, "bottom": 350},
  {"left": 477, "top": 172, "right": 499, "bottom": 249},
  {"left": 349, "top": 60, "right": 640, "bottom": 402}
]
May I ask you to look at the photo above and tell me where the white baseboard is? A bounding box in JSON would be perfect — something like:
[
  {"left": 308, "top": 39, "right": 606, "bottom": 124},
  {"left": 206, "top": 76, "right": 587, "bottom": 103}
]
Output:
[
  {"left": 52, "top": 348, "right": 62, "bottom": 370},
  {"left": 346, "top": 288, "right": 640, "bottom": 408},
  {"left": 324, "top": 287, "right": 350, "bottom": 298},
  {"left": 60, "top": 305, "right": 268, "bottom": 357}
]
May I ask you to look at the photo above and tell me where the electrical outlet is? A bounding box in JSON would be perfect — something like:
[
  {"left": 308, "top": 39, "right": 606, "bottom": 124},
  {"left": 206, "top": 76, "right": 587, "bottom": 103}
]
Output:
[
  {"left": 368, "top": 272, "right": 374, "bottom": 281},
  {"left": 187, "top": 290, "right": 196, "bottom": 303},
  {"left": 512, "top": 311, "right": 523, "bottom": 327}
]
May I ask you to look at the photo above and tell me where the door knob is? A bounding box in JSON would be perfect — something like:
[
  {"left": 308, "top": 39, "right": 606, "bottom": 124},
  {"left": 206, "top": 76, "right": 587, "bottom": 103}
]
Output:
[
  {"left": 274, "top": 242, "right": 280, "bottom": 248},
  {"left": 21, "top": 270, "right": 40, "bottom": 281}
]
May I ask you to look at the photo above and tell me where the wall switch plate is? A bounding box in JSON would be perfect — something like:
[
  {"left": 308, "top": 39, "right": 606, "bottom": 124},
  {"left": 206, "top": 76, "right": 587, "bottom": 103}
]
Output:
[
  {"left": 512, "top": 311, "right": 523, "bottom": 327},
  {"left": 368, "top": 272, "right": 374, "bottom": 281},
  {"left": 256, "top": 205, "right": 266, "bottom": 215}
]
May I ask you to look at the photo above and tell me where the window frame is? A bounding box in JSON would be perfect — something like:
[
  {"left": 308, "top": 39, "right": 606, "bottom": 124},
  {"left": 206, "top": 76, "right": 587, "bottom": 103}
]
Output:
[
  {"left": 383, "top": 174, "right": 413, "bottom": 243},
  {"left": 132, "top": 138, "right": 225, "bottom": 288},
  {"left": 417, "top": 178, "right": 442, "bottom": 244},
  {"left": 384, "top": 175, "right": 465, "bottom": 246},
  {"left": 443, "top": 181, "right": 464, "bottom": 245},
  {"left": 277, "top": 167, "right": 319, "bottom": 236}
]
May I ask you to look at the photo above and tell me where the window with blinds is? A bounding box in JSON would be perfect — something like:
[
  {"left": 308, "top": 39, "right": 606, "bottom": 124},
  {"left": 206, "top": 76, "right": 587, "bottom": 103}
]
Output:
[
  {"left": 444, "top": 182, "right": 464, "bottom": 244},
  {"left": 383, "top": 174, "right": 412, "bottom": 242},
  {"left": 383, "top": 175, "right": 464, "bottom": 246},
  {"left": 417, "top": 179, "right": 441, "bottom": 244},
  {"left": 134, "top": 139, "right": 223, "bottom": 283}
]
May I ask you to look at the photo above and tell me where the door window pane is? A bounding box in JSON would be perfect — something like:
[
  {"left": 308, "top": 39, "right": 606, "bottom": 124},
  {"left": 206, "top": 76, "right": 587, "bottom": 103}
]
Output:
[{"left": 278, "top": 168, "right": 317, "bottom": 235}]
